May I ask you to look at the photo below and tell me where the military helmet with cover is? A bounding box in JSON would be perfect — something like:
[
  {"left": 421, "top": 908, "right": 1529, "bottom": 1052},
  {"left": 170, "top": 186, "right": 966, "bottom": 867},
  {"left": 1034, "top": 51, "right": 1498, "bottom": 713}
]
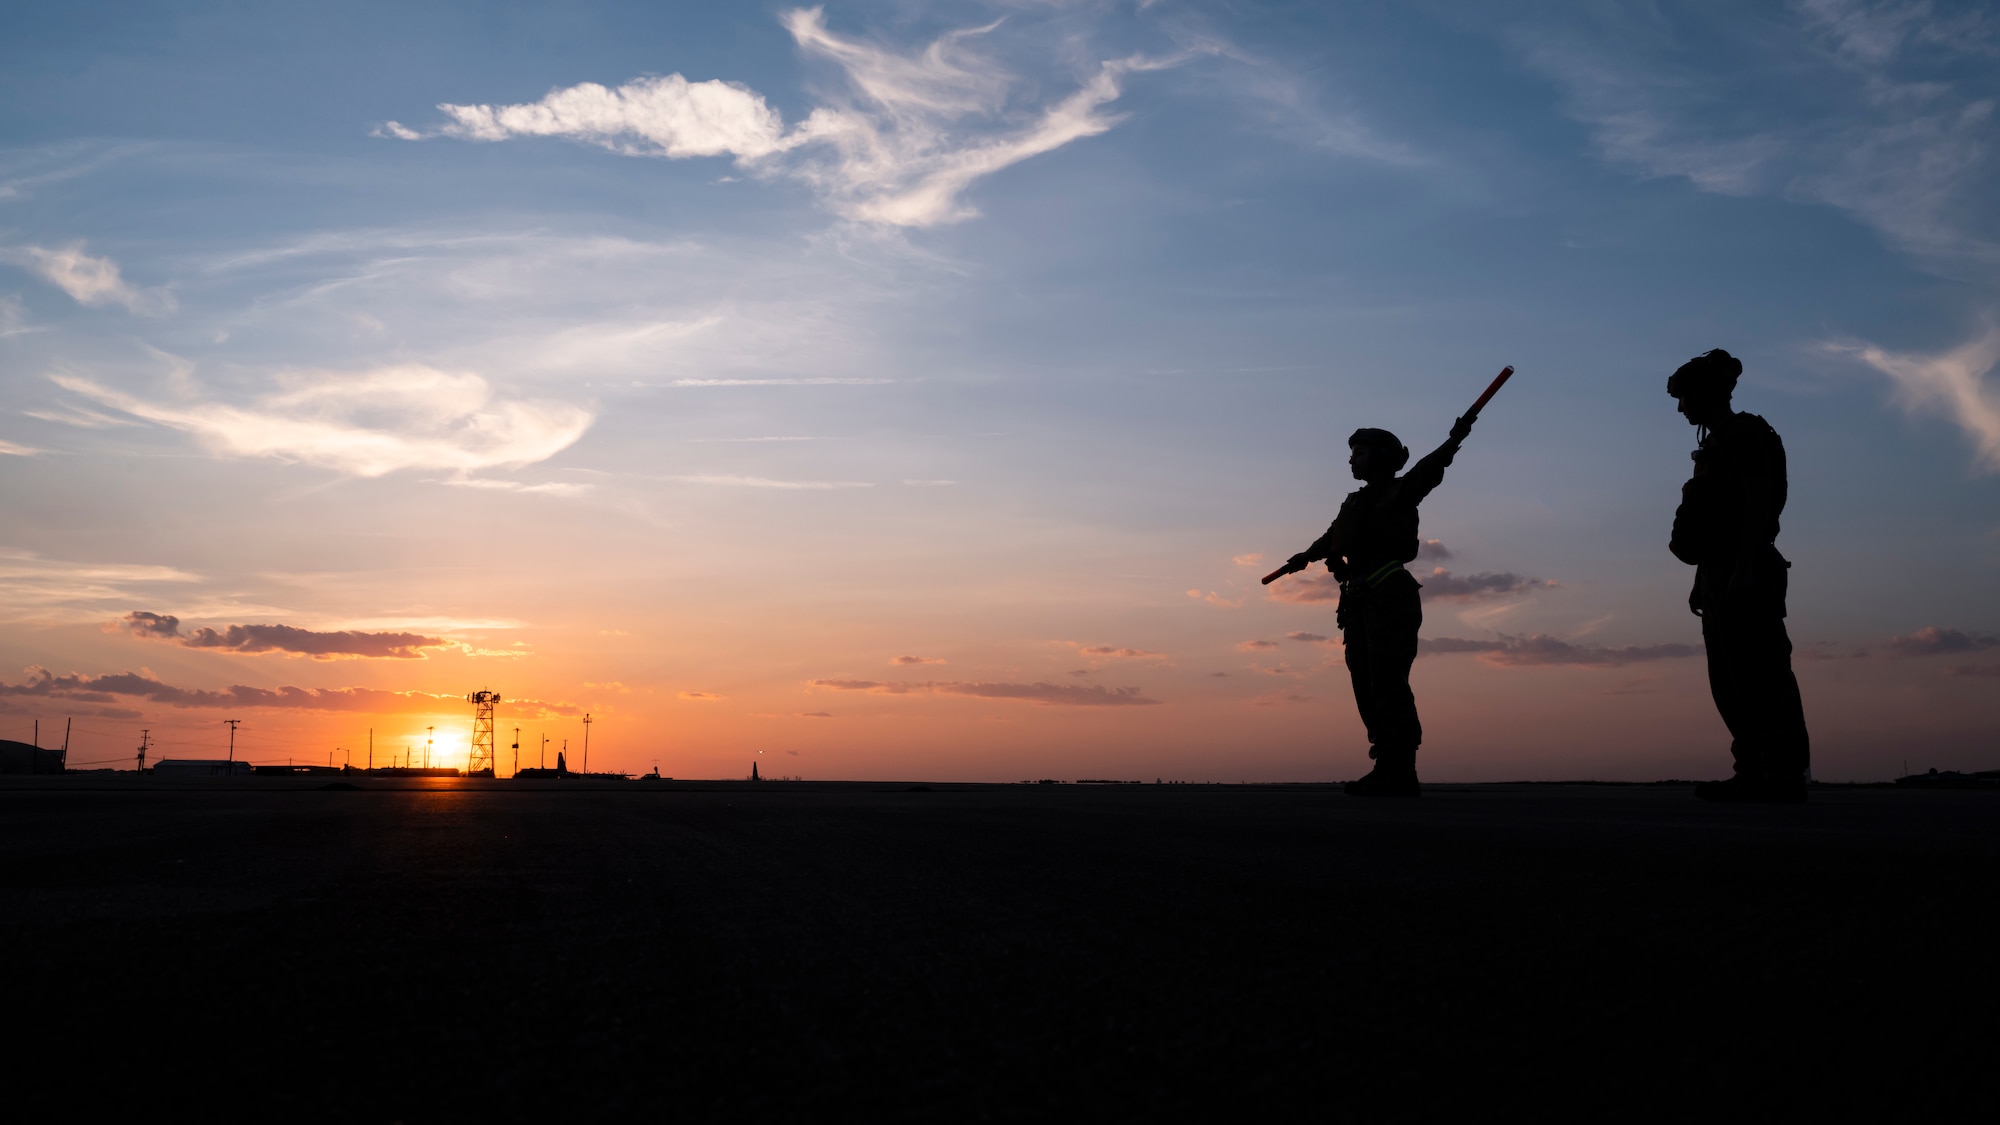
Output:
[
  {"left": 1667, "top": 348, "right": 1742, "bottom": 400},
  {"left": 1347, "top": 427, "right": 1410, "bottom": 473}
]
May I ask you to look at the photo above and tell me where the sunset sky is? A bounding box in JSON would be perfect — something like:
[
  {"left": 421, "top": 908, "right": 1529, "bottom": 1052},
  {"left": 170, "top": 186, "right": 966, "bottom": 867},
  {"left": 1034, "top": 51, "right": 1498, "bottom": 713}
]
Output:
[{"left": 3, "top": 1, "right": 1997, "bottom": 781}]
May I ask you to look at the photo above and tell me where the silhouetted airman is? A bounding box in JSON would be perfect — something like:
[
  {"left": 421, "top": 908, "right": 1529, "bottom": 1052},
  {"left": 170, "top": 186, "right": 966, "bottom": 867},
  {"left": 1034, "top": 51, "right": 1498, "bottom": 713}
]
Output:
[
  {"left": 1278, "top": 414, "right": 1477, "bottom": 796},
  {"left": 1667, "top": 349, "right": 1811, "bottom": 802}
]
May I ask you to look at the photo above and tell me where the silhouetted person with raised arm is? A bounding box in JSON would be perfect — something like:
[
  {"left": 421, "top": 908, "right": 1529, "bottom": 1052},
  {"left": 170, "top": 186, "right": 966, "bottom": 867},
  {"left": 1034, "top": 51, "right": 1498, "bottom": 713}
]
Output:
[
  {"left": 1668, "top": 349, "right": 1810, "bottom": 803},
  {"left": 1279, "top": 414, "right": 1477, "bottom": 797}
]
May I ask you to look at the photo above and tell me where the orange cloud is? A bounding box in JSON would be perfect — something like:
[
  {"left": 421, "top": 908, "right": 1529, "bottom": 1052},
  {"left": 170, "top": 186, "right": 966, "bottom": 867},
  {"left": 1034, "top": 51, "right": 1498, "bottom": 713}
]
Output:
[
  {"left": 808, "top": 679, "right": 1160, "bottom": 706},
  {"left": 1885, "top": 626, "right": 2000, "bottom": 656}
]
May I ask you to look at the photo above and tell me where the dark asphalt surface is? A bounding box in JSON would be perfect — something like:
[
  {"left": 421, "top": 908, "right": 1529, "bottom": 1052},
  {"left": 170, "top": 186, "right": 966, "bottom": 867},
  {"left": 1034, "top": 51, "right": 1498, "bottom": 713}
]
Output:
[{"left": 6, "top": 777, "right": 1993, "bottom": 1120}]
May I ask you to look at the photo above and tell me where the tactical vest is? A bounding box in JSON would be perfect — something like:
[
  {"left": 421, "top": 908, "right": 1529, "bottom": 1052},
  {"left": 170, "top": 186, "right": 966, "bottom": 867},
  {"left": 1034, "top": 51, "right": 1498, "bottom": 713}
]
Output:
[
  {"left": 1338, "top": 482, "right": 1422, "bottom": 577},
  {"left": 1670, "top": 412, "right": 1787, "bottom": 566}
]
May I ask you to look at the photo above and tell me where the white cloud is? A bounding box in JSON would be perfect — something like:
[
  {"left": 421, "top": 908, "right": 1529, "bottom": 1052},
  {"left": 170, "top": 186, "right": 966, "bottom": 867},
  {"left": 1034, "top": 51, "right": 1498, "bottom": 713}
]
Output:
[
  {"left": 53, "top": 364, "right": 592, "bottom": 478},
  {"left": 0, "top": 439, "right": 42, "bottom": 456},
  {"left": 667, "top": 473, "right": 872, "bottom": 489},
  {"left": 9, "top": 243, "right": 175, "bottom": 315},
  {"left": 1826, "top": 321, "right": 2000, "bottom": 471},
  {"left": 432, "top": 73, "right": 809, "bottom": 158},
  {"left": 394, "top": 6, "right": 1187, "bottom": 227}
]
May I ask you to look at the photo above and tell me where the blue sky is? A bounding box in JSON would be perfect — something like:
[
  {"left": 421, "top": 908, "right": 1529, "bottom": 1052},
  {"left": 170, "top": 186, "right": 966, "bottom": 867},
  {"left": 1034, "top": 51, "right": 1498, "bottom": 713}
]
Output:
[{"left": 2, "top": 1, "right": 1996, "bottom": 780}]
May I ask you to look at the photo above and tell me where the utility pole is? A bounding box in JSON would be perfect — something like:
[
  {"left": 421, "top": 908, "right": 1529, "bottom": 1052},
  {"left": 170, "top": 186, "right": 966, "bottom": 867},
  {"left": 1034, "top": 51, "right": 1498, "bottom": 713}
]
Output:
[
  {"left": 426, "top": 726, "right": 434, "bottom": 770},
  {"left": 137, "top": 729, "right": 150, "bottom": 772},
  {"left": 540, "top": 733, "right": 549, "bottom": 770},
  {"left": 224, "top": 719, "right": 241, "bottom": 765},
  {"left": 582, "top": 713, "right": 592, "bottom": 775},
  {"left": 512, "top": 727, "right": 521, "bottom": 776}
]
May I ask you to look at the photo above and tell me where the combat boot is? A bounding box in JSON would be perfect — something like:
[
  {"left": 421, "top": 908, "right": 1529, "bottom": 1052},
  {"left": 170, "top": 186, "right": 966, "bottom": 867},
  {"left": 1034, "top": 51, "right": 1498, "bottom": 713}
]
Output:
[{"left": 1344, "top": 749, "right": 1420, "bottom": 798}]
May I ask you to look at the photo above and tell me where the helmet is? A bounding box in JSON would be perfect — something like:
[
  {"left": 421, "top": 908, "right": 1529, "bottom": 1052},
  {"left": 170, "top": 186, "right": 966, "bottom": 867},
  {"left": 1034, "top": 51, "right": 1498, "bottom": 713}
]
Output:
[
  {"left": 1347, "top": 427, "right": 1409, "bottom": 473},
  {"left": 1667, "top": 348, "right": 1741, "bottom": 399}
]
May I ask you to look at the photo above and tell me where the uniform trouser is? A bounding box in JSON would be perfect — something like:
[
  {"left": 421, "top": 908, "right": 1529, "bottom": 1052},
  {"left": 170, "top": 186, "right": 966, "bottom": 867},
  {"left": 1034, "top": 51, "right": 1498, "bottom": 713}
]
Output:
[
  {"left": 1697, "top": 561, "right": 1810, "bottom": 781},
  {"left": 1340, "top": 579, "right": 1424, "bottom": 765}
]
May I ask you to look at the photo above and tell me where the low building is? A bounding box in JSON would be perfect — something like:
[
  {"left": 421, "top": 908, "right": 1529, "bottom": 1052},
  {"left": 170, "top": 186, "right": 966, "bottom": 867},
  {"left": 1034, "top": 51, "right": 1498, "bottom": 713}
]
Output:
[{"left": 152, "top": 759, "right": 254, "bottom": 777}]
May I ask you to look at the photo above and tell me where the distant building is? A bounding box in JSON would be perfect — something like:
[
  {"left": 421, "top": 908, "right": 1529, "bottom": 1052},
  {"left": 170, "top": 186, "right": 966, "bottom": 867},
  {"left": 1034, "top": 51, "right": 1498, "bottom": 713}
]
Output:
[{"left": 0, "top": 739, "right": 63, "bottom": 774}]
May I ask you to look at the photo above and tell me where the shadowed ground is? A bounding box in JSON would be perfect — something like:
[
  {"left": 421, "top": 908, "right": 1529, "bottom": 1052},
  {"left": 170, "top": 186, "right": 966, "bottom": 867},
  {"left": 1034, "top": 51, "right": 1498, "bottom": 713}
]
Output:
[{"left": 6, "top": 778, "right": 1990, "bottom": 1120}]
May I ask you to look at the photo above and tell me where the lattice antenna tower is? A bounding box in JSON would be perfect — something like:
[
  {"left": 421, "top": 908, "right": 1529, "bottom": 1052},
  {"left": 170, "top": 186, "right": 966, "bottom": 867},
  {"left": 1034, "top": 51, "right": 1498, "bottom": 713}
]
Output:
[{"left": 466, "top": 690, "right": 501, "bottom": 775}]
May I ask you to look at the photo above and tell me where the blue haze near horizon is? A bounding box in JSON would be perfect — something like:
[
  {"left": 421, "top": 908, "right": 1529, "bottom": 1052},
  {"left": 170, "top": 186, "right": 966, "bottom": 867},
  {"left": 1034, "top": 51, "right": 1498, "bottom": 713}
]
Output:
[{"left": 1, "top": 1, "right": 1996, "bottom": 780}]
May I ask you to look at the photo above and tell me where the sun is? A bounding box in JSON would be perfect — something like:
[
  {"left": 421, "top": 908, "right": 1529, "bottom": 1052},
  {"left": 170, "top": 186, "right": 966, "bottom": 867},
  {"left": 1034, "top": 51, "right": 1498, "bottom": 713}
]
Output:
[{"left": 386, "top": 725, "right": 470, "bottom": 770}]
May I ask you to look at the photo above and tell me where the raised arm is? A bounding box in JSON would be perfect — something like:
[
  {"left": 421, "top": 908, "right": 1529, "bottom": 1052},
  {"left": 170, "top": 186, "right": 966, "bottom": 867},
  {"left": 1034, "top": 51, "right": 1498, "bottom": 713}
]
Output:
[{"left": 1399, "top": 414, "right": 1475, "bottom": 505}]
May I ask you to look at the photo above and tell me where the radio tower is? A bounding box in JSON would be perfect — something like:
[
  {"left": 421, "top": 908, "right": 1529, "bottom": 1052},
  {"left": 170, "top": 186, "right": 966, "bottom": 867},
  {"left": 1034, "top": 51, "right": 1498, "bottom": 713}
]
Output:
[{"left": 466, "top": 690, "right": 501, "bottom": 776}]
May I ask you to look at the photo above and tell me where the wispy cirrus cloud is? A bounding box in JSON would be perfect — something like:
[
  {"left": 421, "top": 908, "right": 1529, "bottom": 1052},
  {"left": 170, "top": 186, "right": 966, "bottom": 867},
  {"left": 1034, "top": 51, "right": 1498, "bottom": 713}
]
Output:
[
  {"left": 440, "top": 478, "right": 592, "bottom": 497},
  {"left": 666, "top": 473, "right": 872, "bottom": 490},
  {"left": 1511, "top": 2, "right": 2000, "bottom": 262},
  {"left": 120, "top": 611, "right": 451, "bottom": 660},
  {"left": 0, "top": 294, "right": 39, "bottom": 339},
  {"left": 809, "top": 677, "right": 1159, "bottom": 706},
  {"left": 0, "top": 548, "right": 202, "bottom": 621},
  {"left": 53, "top": 364, "right": 591, "bottom": 478},
  {"left": 1825, "top": 323, "right": 2000, "bottom": 471},
  {"left": 389, "top": 7, "right": 1191, "bottom": 227},
  {"left": 4, "top": 243, "right": 175, "bottom": 315}
]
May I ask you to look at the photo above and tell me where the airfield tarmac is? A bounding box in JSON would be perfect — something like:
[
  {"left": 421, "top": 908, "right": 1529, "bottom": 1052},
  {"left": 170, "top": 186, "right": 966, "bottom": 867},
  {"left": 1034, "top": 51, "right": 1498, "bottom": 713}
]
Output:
[{"left": 5, "top": 777, "right": 1991, "bottom": 1120}]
